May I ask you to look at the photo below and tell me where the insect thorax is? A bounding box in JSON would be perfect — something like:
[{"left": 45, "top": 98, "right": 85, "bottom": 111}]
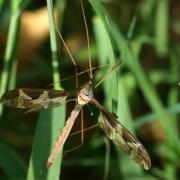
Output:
[{"left": 77, "top": 81, "right": 93, "bottom": 105}]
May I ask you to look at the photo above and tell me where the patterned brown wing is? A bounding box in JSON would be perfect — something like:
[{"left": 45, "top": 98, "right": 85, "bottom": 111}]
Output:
[
  {"left": 99, "top": 112, "right": 151, "bottom": 170},
  {"left": 92, "top": 99, "right": 151, "bottom": 170},
  {"left": 0, "top": 88, "right": 69, "bottom": 111}
]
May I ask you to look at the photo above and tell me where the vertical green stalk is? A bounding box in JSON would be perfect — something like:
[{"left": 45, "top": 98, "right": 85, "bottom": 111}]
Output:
[
  {"left": 0, "top": 1, "right": 21, "bottom": 116},
  {"left": 48, "top": 0, "right": 63, "bottom": 90},
  {"left": 47, "top": 0, "right": 66, "bottom": 178},
  {"left": 93, "top": 13, "right": 143, "bottom": 178},
  {"left": 27, "top": 0, "right": 66, "bottom": 179},
  {"left": 93, "top": 16, "right": 118, "bottom": 112}
]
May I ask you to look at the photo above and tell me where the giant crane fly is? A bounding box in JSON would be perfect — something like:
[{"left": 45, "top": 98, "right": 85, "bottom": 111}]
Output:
[
  {"left": 0, "top": 79, "right": 151, "bottom": 170},
  {"left": 0, "top": 0, "right": 151, "bottom": 171}
]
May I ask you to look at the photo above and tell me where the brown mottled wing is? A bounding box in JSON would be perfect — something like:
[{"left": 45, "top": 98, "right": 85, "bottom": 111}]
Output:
[
  {"left": 92, "top": 99, "right": 151, "bottom": 170},
  {"left": 0, "top": 88, "right": 69, "bottom": 111},
  {"left": 99, "top": 110, "right": 151, "bottom": 170}
]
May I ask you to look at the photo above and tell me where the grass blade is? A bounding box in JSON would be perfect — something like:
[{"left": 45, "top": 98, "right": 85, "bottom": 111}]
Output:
[
  {"left": 92, "top": 8, "right": 142, "bottom": 177},
  {"left": 0, "top": 3, "right": 20, "bottom": 116},
  {"left": 27, "top": 0, "right": 67, "bottom": 179}
]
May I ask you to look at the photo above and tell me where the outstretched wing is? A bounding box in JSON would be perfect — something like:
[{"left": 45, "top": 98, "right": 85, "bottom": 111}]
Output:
[
  {"left": 0, "top": 88, "right": 69, "bottom": 111},
  {"left": 92, "top": 99, "right": 151, "bottom": 170}
]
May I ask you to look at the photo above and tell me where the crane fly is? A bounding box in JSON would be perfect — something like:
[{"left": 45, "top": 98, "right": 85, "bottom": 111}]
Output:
[
  {"left": 0, "top": 80, "right": 151, "bottom": 170},
  {"left": 0, "top": 0, "right": 151, "bottom": 171}
]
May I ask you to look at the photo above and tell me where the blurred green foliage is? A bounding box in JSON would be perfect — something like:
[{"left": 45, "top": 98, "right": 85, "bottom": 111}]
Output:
[{"left": 0, "top": 0, "right": 180, "bottom": 179}]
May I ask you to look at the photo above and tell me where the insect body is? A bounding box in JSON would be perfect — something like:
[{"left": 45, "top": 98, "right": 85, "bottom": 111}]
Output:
[
  {"left": 0, "top": 0, "right": 151, "bottom": 171},
  {"left": 0, "top": 80, "right": 151, "bottom": 170}
]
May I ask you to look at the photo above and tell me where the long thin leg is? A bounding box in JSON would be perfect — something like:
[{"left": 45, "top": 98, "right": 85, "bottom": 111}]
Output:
[
  {"left": 62, "top": 142, "right": 83, "bottom": 160},
  {"left": 69, "top": 123, "right": 98, "bottom": 137},
  {"left": 46, "top": 64, "right": 111, "bottom": 88},
  {"left": 60, "top": 64, "right": 110, "bottom": 83},
  {"left": 81, "top": 108, "right": 84, "bottom": 143},
  {"left": 50, "top": 0, "right": 79, "bottom": 88},
  {"left": 47, "top": 104, "right": 81, "bottom": 169},
  {"left": 94, "top": 61, "right": 121, "bottom": 88}
]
